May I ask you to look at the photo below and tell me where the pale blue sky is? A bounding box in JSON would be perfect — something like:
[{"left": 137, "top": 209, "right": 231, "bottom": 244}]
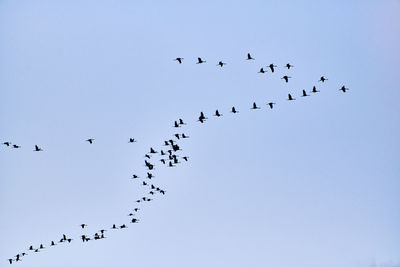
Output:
[{"left": 1, "top": 1, "right": 399, "bottom": 267}]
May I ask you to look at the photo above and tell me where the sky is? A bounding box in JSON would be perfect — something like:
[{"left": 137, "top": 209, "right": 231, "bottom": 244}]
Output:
[{"left": 0, "top": 0, "right": 399, "bottom": 266}]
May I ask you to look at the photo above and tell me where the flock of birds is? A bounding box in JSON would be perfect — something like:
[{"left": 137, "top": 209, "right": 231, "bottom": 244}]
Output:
[{"left": 4, "top": 53, "right": 349, "bottom": 264}]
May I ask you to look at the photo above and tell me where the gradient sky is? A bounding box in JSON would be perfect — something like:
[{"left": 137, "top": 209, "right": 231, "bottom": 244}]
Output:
[{"left": 1, "top": 1, "right": 399, "bottom": 267}]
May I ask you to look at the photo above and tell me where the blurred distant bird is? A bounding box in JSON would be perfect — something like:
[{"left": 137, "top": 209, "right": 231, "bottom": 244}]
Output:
[
  {"left": 281, "top": 76, "right": 291, "bottom": 83},
  {"left": 196, "top": 57, "right": 206, "bottom": 64},
  {"left": 182, "top": 133, "right": 189, "bottom": 138},
  {"left": 258, "top": 68, "right": 267, "bottom": 73},
  {"left": 86, "top": 139, "right": 94, "bottom": 144},
  {"left": 217, "top": 61, "right": 226, "bottom": 67},
  {"left": 175, "top": 134, "right": 180, "bottom": 139},
  {"left": 3, "top": 142, "right": 11, "bottom": 146},
  {"left": 311, "top": 86, "right": 320, "bottom": 93},
  {"left": 319, "top": 76, "right": 328, "bottom": 82},
  {"left": 198, "top": 112, "right": 207, "bottom": 123},
  {"left": 231, "top": 106, "right": 238, "bottom": 113},
  {"left": 81, "top": 224, "right": 87, "bottom": 229},
  {"left": 131, "top": 218, "right": 139, "bottom": 223},
  {"left": 269, "top": 64, "right": 277, "bottom": 72},
  {"left": 179, "top": 119, "right": 186, "bottom": 125},
  {"left": 174, "top": 57, "right": 183, "bottom": 64},
  {"left": 174, "top": 121, "right": 180, "bottom": 128},
  {"left": 111, "top": 224, "right": 118, "bottom": 229},
  {"left": 183, "top": 156, "right": 189, "bottom": 161},
  {"left": 267, "top": 102, "right": 276, "bottom": 109},
  {"left": 34, "top": 145, "right": 42, "bottom": 152},
  {"left": 132, "top": 174, "right": 139, "bottom": 179},
  {"left": 150, "top": 147, "right": 157, "bottom": 154},
  {"left": 288, "top": 94, "right": 295, "bottom": 101},
  {"left": 12, "top": 144, "right": 20, "bottom": 148},
  {"left": 129, "top": 138, "right": 137, "bottom": 143},
  {"left": 251, "top": 102, "right": 260, "bottom": 110},
  {"left": 246, "top": 53, "right": 255, "bottom": 60},
  {"left": 340, "top": 86, "right": 349, "bottom": 92},
  {"left": 285, "top": 63, "right": 294, "bottom": 69},
  {"left": 214, "top": 110, "right": 222, "bottom": 117},
  {"left": 301, "top": 90, "right": 309, "bottom": 97}
]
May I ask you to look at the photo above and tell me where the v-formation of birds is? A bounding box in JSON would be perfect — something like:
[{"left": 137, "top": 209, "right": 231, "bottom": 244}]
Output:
[{"left": 5, "top": 53, "right": 349, "bottom": 264}]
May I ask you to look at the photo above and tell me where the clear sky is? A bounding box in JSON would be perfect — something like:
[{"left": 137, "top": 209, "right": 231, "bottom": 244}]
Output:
[{"left": 1, "top": 1, "right": 399, "bottom": 267}]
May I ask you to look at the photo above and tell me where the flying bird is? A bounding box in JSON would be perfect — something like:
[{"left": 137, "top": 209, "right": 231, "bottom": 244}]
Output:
[
  {"left": 214, "top": 110, "right": 222, "bottom": 117},
  {"left": 246, "top": 53, "right": 255, "bottom": 60},
  {"left": 231, "top": 106, "right": 238, "bottom": 113},
  {"left": 340, "top": 86, "right": 349, "bottom": 92},
  {"left": 174, "top": 57, "right": 183, "bottom": 64},
  {"left": 285, "top": 63, "right": 294, "bottom": 69},
  {"left": 86, "top": 139, "right": 94, "bottom": 144},
  {"left": 217, "top": 61, "right": 226, "bottom": 67},
  {"left": 258, "top": 68, "right": 267, "bottom": 73},
  {"left": 179, "top": 119, "right": 186, "bottom": 125},
  {"left": 319, "top": 76, "right": 328, "bottom": 82},
  {"left": 81, "top": 224, "right": 87, "bottom": 229},
  {"left": 288, "top": 94, "right": 295, "bottom": 101},
  {"left": 129, "top": 138, "right": 137, "bottom": 143},
  {"left": 267, "top": 102, "right": 276, "bottom": 109},
  {"left": 269, "top": 64, "right": 277, "bottom": 72},
  {"left": 34, "top": 145, "right": 42, "bottom": 152},
  {"left": 281, "top": 76, "right": 291, "bottom": 83},
  {"left": 174, "top": 121, "right": 180, "bottom": 128},
  {"left": 251, "top": 102, "right": 260, "bottom": 110},
  {"left": 301, "top": 90, "right": 309, "bottom": 97},
  {"left": 3, "top": 142, "right": 11, "bottom": 146},
  {"left": 311, "top": 86, "right": 320, "bottom": 93},
  {"left": 12, "top": 144, "right": 20, "bottom": 148},
  {"left": 196, "top": 57, "right": 206, "bottom": 64}
]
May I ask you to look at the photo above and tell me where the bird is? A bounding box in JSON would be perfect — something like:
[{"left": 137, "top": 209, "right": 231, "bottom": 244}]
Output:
[
  {"left": 143, "top": 181, "right": 148, "bottom": 186},
  {"left": 147, "top": 172, "right": 154, "bottom": 179},
  {"left": 175, "top": 133, "right": 180, "bottom": 139},
  {"left": 12, "top": 144, "right": 20, "bottom": 148},
  {"left": 39, "top": 244, "right": 45, "bottom": 249},
  {"left": 160, "top": 159, "right": 166, "bottom": 164},
  {"left": 285, "top": 63, "right": 294, "bottom": 69},
  {"left": 196, "top": 57, "right": 206, "bottom": 64},
  {"left": 311, "top": 86, "right": 320, "bottom": 93},
  {"left": 132, "top": 174, "right": 139, "bottom": 179},
  {"left": 160, "top": 190, "right": 166, "bottom": 195},
  {"left": 301, "top": 90, "right": 309, "bottom": 97},
  {"left": 319, "top": 76, "right": 328, "bottom": 82},
  {"left": 281, "top": 76, "right": 291, "bottom": 83},
  {"left": 183, "top": 156, "right": 189, "bottom": 161},
  {"left": 50, "top": 241, "right": 56, "bottom": 246},
  {"left": 86, "top": 139, "right": 94, "bottom": 144},
  {"left": 340, "top": 86, "right": 349, "bottom": 92},
  {"left": 80, "top": 224, "right": 87, "bottom": 229},
  {"left": 246, "top": 53, "right": 255, "bottom": 60},
  {"left": 8, "top": 259, "right": 13, "bottom": 264},
  {"left": 179, "top": 119, "right": 186, "bottom": 125},
  {"left": 217, "top": 61, "right": 226, "bottom": 67},
  {"left": 131, "top": 218, "right": 139, "bottom": 223},
  {"left": 258, "top": 68, "right": 267, "bottom": 73},
  {"left": 133, "top": 208, "right": 140, "bottom": 212},
  {"left": 251, "top": 102, "right": 260, "bottom": 110},
  {"left": 269, "top": 64, "right": 277, "bottom": 72},
  {"left": 174, "top": 57, "right": 183, "bottom": 64},
  {"left": 145, "top": 154, "right": 151, "bottom": 159},
  {"left": 168, "top": 162, "right": 175, "bottom": 167},
  {"left": 28, "top": 246, "right": 34, "bottom": 251},
  {"left": 129, "top": 138, "right": 137, "bottom": 143},
  {"left": 214, "top": 110, "right": 222, "bottom": 117},
  {"left": 198, "top": 112, "right": 207, "bottom": 123},
  {"left": 34, "top": 145, "right": 42, "bottom": 151},
  {"left": 288, "top": 94, "right": 295, "bottom": 101},
  {"left": 111, "top": 224, "right": 118, "bottom": 229},
  {"left": 3, "top": 142, "right": 11, "bottom": 146},
  {"left": 231, "top": 106, "right": 238, "bottom": 113},
  {"left": 182, "top": 133, "right": 189, "bottom": 138},
  {"left": 174, "top": 121, "right": 180, "bottom": 128},
  {"left": 150, "top": 147, "right": 157, "bottom": 154},
  {"left": 267, "top": 102, "right": 276, "bottom": 109}
]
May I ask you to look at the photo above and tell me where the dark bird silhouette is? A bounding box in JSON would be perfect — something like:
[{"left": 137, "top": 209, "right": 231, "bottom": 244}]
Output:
[
  {"left": 3, "top": 142, "right": 11, "bottom": 146},
  {"left": 150, "top": 147, "right": 157, "bottom": 154},
  {"left": 145, "top": 160, "right": 154, "bottom": 170},
  {"left": 160, "top": 159, "right": 166, "bottom": 164},
  {"left": 8, "top": 259, "right": 13, "bottom": 264},
  {"left": 246, "top": 53, "right": 255, "bottom": 60},
  {"left": 86, "top": 139, "right": 94, "bottom": 144},
  {"left": 168, "top": 161, "right": 175, "bottom": 167},
  {"left": 149, "top": 191, "right": 154, "bottom": 195},
  {"left": 179, "top": 119, "right": 186, "bottom": 125},
  {"left": 145, "top": 154, "right": 151, "bottom": 159},
  {"left": 217, "top": 61, "right": 226, "bottom": 67},
  {"left": 175, "top": 133, "right": 180, "bottom": 139},
  {"left": 288, "top": 94, "right": 295, "bottom": 101},
  {"left": 34, "top": 145, "right": 42, "bottom": 151},
  {"left": 147, "top": 172, "right": 154, "bottom": 179},
  {"left": 80, "top": 224, "right": 87, "bottom": 229},
  {"left": 281, "top": 76, "right": 291, "bottom": 83},
  {"left": 214, "top": 110, "right": 222, "bottom": 117},
  {"left": 160, "top": 190, "right": 166, "bottom": 195},
  {"left": 231, "top": 106, "right": 238, "bottom": 113},
  {"left": 258, "top": 68, "right": 267, "bottom": 73},
  {"left": 183, "top": 156, "right": 189, "bottom": 161},
  {"left": 129, "top": 138, "right": 137, "bottom": 143},
  {"left": 12, "top": 145, "right": 20, "bottom": 148},
  {"left": 182, "top": 133, "right": 189, "bottom": 138},
  {"left": 251, "top": 102, "right": 260, "bottom": 110},
  {"left": 131, "top": 218, "right": 139, "bottom": 223},
  {"left": 198, "top": 112, "right": 208, "bottom": 123},
  {"left": 196, "top": 57, "right": 206, "bottom": 64},
  {"left": 164, "top": 141, "right": 169, "bottom": 146},
  {"left": 50, "top": 241, "right": 56, "bottom": 246},
  {"left": 269, "top": 64, "right": 277, "bottom": 72},
  {"left": 29, "top": 246, "right": 34, "bottom": 251},
  {"left": 111, "top": 224, "right": 118, "bottom": 229},
  {"left": 285, "top": 63, "right": 294, "bottom": 69},
  {"left": 311, "top": 86, "right": 320, "bottom": 93},
  {"left": 301, "top": 90, "right": 309, "bottom": 97},
  {"left": 174, "top": 57, "right": 183, "bottom": 64},
  {"left": 340, "top": 86, "right": 349, "bottom": 92},
  {"left": 267, "top": 102, "right": 276, "bottom": 109},
  {"left": 142, "top": 181, "right": 148, "bottom": 186},
  {"left": 39, "top": 244, "right": 45, "bottom": 249},
  {"left": 160, "top": 150, "right": 166, "bottom": 155},
  {"left": 174, "top": 121, "right": 180, "bottom": 128},
  {"left": 319, "top": 76, "right": 328, "bottom": 82},
  {"left": 81, "top": 235, "right": 87, "bottom": 242},
  {"left": 132, "top": 174, "right": 139, "bottom": 179},
  {"left": 134, "top": 208, "right": 140, "bottom": 212}
]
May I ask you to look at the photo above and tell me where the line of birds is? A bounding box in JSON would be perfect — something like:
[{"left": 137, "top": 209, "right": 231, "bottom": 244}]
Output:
[{"left": 6, "top": 58, "right": 349, "bottom": 264}]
